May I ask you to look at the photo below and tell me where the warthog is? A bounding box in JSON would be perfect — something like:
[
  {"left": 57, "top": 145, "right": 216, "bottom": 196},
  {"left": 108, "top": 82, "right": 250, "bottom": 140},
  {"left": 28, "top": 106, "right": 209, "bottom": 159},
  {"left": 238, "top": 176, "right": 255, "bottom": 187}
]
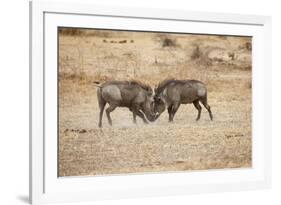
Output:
[
  {"left": 95, "top": 80, "right": 158, "bottom": 128},
  {"left": 154, "top": 79, "right": 213, "bottom": 122}
]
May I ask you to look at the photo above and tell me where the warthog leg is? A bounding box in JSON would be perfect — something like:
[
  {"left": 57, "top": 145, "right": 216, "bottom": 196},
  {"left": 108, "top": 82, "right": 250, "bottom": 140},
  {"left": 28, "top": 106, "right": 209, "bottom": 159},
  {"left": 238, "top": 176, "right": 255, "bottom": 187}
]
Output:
[
  {"left": 200, "top": 97, "right": 213, "bottom": 120},
  {"left": 106, "top": 104, "right": 117, "bottom": 126},
  {"left": 98, "top": 102, "right": 106, "bottom": 128},
  {"left": 193, "top": 100, "right": 202, "bottom": 121},
  {"left": 131, "top": 106, "right": 148, "bottom": 124},
  {"left": 169, "top": 102, "right": 180, "bottom": 122},
  {"left": 129, "top": 108, "right": 137, "bottom": 124},
  {"left": 204, "top": 104, "right": 213, "bottom": 120},
  {"left": 97, "top": 88, "right": 106, "bottom": 128},
  {"left": 167, "top": 105, "right": 173, "bottom": 122},
  {"left": 135, "top": 110, "right": 148, "bottom": 124},
  {"left": 133, "top": 112, "right": 137, "bottom": 124}
]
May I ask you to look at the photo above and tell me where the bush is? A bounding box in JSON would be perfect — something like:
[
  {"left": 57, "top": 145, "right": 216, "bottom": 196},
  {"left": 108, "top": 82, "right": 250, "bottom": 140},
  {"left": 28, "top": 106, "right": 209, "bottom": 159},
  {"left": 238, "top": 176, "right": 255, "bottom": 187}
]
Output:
[
  {"left": 245, "top": 42, "right": 252, "bottom": 51},
  {"left": 191, "top": 45, "right": 202, "bottom": 60},
  {"left": 162, "top": 38, "right": 177, "bottom": 47},
  {"left": 59, "top": 28, "right": 83, "bottom": 36}
]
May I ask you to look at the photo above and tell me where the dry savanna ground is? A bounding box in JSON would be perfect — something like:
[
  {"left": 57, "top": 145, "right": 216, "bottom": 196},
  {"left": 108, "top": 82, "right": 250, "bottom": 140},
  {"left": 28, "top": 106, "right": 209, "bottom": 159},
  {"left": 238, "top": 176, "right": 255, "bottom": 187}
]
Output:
[{"left": 58, "top": 28, "right": 252, "bottom": 177}]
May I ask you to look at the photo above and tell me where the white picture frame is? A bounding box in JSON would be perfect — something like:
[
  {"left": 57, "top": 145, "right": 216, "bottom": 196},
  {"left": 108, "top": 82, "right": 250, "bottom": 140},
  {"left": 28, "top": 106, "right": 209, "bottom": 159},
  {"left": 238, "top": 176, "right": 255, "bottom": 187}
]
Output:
[{"left": 29, "top": 1, "right": 272, "bottom": 204}]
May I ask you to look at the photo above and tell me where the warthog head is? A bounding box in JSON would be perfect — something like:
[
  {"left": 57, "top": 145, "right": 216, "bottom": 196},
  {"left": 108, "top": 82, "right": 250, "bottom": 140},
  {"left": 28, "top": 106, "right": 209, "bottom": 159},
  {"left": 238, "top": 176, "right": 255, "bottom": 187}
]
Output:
[
  {"left": 140, "top": 89, "right": 160, "bottom": 122},
  {"left": 153, "top": 87, "right": 166, "bottom": 118},
  {"left": 153, "top": 96, "right": 166, "bottom": 117}
]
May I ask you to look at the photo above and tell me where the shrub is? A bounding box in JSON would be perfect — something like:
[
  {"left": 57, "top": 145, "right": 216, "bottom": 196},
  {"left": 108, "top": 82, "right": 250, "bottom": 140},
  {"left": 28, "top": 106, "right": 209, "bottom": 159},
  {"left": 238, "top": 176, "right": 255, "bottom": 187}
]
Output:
[
  {"left": 59, "top": 28, "right": 83, "bottom": 36},
  {"left": 162, "top": 38, "right": 177, "bottom": 47},
  {"left": 191, "top": 45, "right": 202, "bottom": 60},
  {"left": 245, "top": 42, "right": 252, "bottom": 51}
]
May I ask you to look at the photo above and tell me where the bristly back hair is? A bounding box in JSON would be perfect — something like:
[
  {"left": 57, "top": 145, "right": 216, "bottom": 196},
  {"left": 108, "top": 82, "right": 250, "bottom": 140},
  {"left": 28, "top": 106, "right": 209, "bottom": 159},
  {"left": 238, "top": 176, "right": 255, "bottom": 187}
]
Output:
[
  {"left": 155, "top": 78, "right": 205, "bottom": 94},
  {"left": 130, "top": 80, "right": 152, "bottom": 93},
  {"left": 155, "top": 78, "right": 176, "bottom": 93},
  {"left": 94, "top": 79, "right": 153, "bottom": 94}
]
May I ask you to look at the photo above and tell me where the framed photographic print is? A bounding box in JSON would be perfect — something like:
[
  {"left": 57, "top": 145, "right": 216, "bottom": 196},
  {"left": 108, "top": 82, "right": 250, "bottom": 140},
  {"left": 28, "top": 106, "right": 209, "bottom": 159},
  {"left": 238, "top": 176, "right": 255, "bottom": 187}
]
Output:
[{"left": 29, "top": 1, "right": 271, "bottom": 204}]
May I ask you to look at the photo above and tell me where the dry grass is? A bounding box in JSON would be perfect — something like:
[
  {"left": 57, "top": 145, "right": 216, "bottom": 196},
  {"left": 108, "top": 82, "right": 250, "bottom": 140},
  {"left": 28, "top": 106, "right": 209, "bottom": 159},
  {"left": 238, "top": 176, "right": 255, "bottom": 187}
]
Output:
[{"left": 58, "top": 28, "right": 252, "bottom": 177}]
